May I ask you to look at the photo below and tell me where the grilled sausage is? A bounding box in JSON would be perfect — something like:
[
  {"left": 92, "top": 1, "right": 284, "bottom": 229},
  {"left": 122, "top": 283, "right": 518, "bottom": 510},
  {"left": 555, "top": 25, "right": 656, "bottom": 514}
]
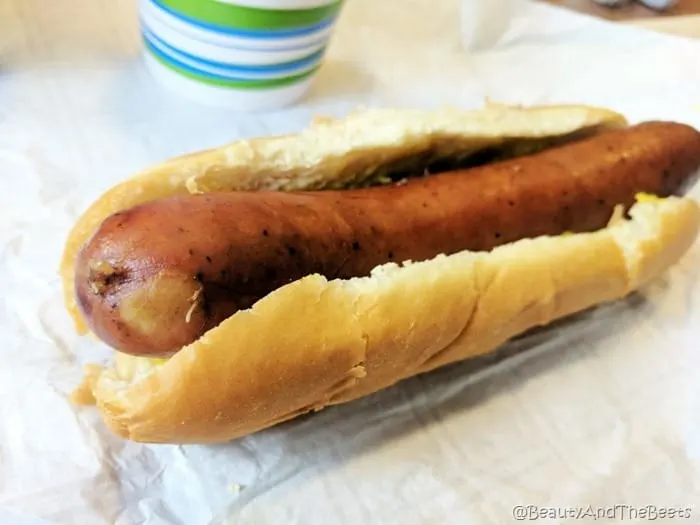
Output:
[{"left": 75, "top": 121, "right": 700, "bottom": 357}]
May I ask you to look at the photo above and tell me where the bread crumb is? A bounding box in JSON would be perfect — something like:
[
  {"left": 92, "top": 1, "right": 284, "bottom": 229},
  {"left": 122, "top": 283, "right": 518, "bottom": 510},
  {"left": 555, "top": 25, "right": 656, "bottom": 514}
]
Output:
[
  {"left": 186, "top": 176, "right": 204, "bottom": 195},
  {"left": 185, "top": 287, "right": 203, "bottom": 323},
  {"left": 607, "top": 204, "right": 625, "bottom": 227},
  {"left": 90, "top": 260, "right": 115, "bottom": 276},
  {"left": 69, "top": 364, "right": 103, "bottom": 405},
  {"left": 229, "top": 483, "right": 245, "bottom": 494}
]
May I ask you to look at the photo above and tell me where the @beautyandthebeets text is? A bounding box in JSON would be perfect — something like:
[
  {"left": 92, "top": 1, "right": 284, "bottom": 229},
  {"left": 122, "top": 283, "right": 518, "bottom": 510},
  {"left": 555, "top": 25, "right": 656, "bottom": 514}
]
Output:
[{"left": 512, "top": 504, "right": 692, "bottom": 521}]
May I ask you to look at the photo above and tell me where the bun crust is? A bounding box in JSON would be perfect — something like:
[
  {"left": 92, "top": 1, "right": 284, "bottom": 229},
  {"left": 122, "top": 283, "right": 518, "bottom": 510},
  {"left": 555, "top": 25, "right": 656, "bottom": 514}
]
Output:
[
  {"left": 60, "top": 103, "right": 627, "bottom": 334},
  {"left": 89, "top": 197, "right": 699, "bottom": 443}
]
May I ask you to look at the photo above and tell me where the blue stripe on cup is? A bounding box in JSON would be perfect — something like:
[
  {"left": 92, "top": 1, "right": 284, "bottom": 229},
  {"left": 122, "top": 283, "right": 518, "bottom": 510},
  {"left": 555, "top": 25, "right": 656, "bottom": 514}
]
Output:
[
  {"left": 141, "top": 0, "right": 335, "bottom": 51},
  {"left": 143, "top": 34, "right": 320, "bottom": 89},
  {"left": 140, "top": 3, "right": 327, "bottom": 65},
  {"left": 142, "top": 26, "right": 325, "bottom": 80}
]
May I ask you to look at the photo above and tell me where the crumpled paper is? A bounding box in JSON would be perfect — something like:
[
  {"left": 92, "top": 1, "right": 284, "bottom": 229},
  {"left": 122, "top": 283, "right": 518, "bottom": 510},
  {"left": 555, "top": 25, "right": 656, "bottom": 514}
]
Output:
[{"left": 2, "top": 0, "right": 700, "bottom": 523}]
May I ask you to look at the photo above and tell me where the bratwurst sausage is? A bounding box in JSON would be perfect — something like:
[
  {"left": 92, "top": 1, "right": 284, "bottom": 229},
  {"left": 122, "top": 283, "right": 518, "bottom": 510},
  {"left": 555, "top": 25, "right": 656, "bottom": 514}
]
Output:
[{"left": 75, "top": 121, "right": 700, "bottom": 357}]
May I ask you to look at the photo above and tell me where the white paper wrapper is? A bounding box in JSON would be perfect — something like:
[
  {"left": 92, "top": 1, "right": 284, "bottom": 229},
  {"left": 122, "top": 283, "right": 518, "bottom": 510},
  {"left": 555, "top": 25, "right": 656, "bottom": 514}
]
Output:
[{"left": 2, "top": 0, "right": 700, "bottom": 523}]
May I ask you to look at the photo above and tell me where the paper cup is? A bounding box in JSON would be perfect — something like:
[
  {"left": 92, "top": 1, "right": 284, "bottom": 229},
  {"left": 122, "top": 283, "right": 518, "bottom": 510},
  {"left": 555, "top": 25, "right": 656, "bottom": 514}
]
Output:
[{"left": 139, "top": 0, "right": 342, "bottom": 110}]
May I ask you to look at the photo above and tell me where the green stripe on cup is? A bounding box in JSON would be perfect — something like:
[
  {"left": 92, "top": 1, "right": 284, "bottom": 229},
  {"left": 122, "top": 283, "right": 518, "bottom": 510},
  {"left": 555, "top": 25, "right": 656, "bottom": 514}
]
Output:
[
  {"left": 147, "top": 46, "right": 319, "bottom": 88},
  {"left": 159, "top": 0, "right": 342, "bottom": 30}
]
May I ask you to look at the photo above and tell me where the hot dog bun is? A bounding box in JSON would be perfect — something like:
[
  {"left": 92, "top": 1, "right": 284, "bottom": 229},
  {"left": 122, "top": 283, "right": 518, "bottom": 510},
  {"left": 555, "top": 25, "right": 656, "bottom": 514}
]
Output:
[
  {"left": 83, "top": 196, "right": 699, "bottom": 443},
  {"left": 63, "top": 103, "right": 700, "bottom": 444},
  {"left": 61, "top": 103, "right": 627, "bottom": 334}
]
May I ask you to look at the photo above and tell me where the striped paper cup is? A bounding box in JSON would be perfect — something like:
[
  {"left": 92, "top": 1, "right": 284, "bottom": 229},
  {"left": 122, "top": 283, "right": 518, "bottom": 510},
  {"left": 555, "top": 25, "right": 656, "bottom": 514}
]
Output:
[{"left": 139, "top": 0, "right": 342, "bottom": 110}]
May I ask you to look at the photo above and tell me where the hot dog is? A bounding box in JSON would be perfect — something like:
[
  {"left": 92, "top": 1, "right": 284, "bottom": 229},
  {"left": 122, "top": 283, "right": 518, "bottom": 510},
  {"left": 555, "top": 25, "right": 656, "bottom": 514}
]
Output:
[
  {"left": 62, "top": 104, "right": 700, "bottom": 444},
  {"left": 75, "top": 121, "right": 700, "bottom": 357}
]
